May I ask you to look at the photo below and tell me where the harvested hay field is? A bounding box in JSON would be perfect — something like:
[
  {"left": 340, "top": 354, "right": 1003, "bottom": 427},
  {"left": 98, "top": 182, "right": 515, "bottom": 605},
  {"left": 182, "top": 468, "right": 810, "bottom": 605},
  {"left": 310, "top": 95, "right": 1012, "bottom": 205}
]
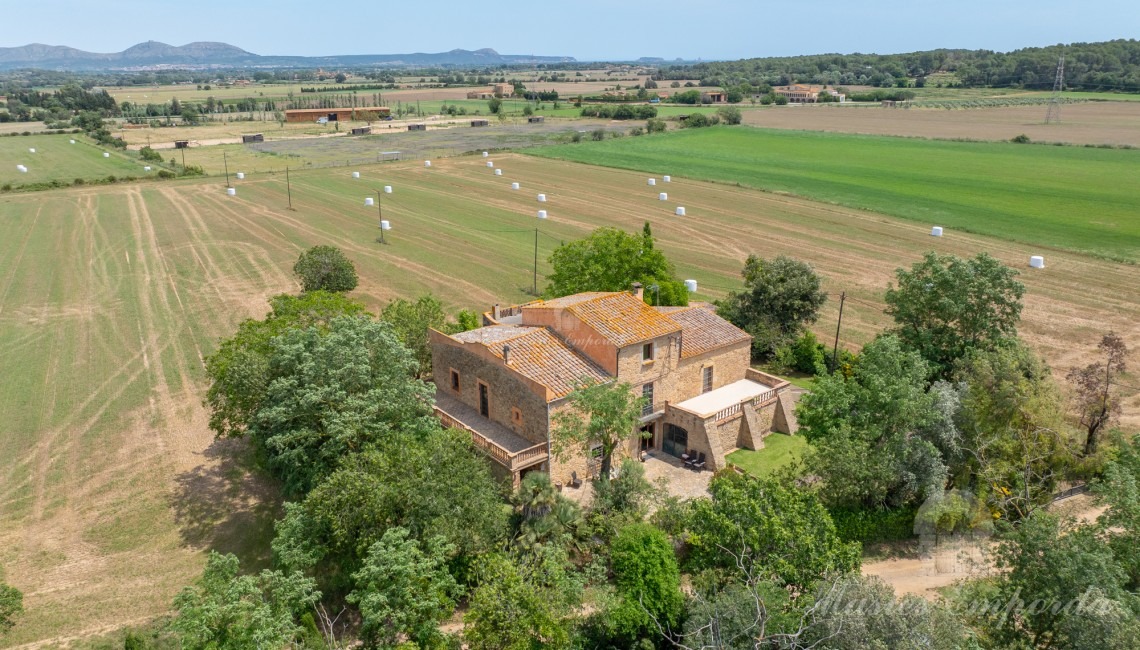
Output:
[
  {"left": 1, "top": 154, "right": 1137, "bottom": 646},
  {"left": 742, "top": 101, "right": 1140, "bottom": 147}
]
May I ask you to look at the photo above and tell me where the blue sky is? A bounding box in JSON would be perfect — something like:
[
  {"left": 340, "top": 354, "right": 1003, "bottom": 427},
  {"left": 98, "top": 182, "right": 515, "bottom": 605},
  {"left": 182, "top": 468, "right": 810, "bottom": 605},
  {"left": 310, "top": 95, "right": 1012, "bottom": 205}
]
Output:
[{"left": 1, "top": 0, "right": 1136, "bottom": 61}]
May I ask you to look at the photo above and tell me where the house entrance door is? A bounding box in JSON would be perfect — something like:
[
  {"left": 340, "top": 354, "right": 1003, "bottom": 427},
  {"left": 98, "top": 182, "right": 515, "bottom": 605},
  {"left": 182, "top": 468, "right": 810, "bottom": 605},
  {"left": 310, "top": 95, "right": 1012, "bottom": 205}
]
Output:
[{"left": 663, "top": 424, "right": 688, "bottom": 458}]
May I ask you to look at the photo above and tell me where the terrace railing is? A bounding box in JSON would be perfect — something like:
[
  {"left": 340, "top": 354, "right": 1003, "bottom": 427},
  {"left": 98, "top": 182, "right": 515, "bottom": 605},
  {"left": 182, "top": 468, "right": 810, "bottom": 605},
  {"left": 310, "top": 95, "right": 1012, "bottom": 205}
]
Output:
[{"left": 435, "top": 406, "right": 548, "bottom": 471}]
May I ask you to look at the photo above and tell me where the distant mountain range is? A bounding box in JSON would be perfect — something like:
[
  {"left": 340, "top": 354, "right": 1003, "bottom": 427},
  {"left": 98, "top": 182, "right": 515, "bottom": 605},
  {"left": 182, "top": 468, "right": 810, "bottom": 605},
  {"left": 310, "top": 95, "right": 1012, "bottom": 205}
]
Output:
[{"left": 0, "top": 41, "right": 577, "bottom": 70}]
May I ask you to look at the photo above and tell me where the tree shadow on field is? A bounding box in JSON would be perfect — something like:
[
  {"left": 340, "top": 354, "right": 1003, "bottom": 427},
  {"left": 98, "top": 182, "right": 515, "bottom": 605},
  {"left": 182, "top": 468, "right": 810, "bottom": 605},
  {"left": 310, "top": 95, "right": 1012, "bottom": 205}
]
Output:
[{"left": 171, "top": 437, "right": 283, "bottom": 571}]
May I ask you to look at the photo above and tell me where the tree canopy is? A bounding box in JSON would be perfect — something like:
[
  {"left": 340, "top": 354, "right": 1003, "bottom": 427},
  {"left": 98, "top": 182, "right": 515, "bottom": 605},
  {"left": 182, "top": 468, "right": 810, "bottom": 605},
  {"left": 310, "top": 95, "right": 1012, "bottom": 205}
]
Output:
[
  {"left": 552, "top": 378, "right": 647, "bottom": 481},
  {"left": 885, "top": 251, "right": 1024, "bottom": 380},
  {"left": 686, "top": 472, "right": 860, "bottom": 591},
  {"left": 170, "top": 552, "right": 319, "bottom": 650},
  {"left": 293, "top": 245, "right": 359, "bottom": 293},
  {"left": 798, "top": 334, "right": 953, "bottom": 509},
  {"left": 544, "top": 223, "right": 688, "bottom": 306},
  {"left": 717, "top": 255, "right": 826, "bottom": 359},
  {"left": 0, "top": 572, "right": 21, "bottom": 635}
]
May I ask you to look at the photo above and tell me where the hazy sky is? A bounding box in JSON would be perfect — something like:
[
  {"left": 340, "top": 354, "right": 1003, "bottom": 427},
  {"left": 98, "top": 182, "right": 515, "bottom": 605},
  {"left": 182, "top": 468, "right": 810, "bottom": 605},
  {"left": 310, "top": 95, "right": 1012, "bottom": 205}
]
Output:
[{"left": 1, "top": 0, "right": 1136, "bottom": 61}]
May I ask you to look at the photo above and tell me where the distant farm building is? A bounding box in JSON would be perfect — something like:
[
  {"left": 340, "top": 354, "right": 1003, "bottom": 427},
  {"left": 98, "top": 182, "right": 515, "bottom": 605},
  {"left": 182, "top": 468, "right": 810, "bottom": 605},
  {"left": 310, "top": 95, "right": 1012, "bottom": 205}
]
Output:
[
  {"left": 241, "top": 133, "right": 264, "bottom": 143},
  {"left": 284, "top": 107, "right": 391, "bottom": 123},
  {"left": 700, "top": 91, "right": 727, "bottom": 103},
  {"left": 350, "top": 126, "right": 372, "bottom": 135},
  {"left": 527, "top": 116, "right": 545, "bottom": 123},
  {"left": 408, "top": 123, "right": 427, "bottom": 131},
  {"left": 772, "top": 85, "right": 845, "bottom": 103},
  {"left": 470, "top": 119, "right": 490, "bottom": 127},
  {"left": 466, "top": 83, "right": 515, "bottom": 100},
  {"left": 174, "top": 140, "right": 190, "bottom": 149}
]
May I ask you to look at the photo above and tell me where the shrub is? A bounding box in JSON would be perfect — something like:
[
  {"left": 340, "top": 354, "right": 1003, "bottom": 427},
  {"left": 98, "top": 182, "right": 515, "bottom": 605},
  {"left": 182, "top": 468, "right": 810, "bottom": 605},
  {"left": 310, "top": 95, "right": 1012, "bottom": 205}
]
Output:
[
  {"left": 73, "top": 178, "right": 85, "bottom": 185},
  {"left": 646, "top": 118, "right": 666, "bottom": 134},
  {"left": 293, "top": 245, "right": 358, "bottom": 293},
  {"left": 591, "top": 128, "right": 606, "bottom": 141},
  {"left": 139, "top": 146, "right": 164, "bottom": 162},
  {"left": 828, "top": 507, "right": 917, "bottom": 544},
  {"left": 717, "top": 106, "right": 743, "bottom": 125},
  {"left": 157, "top": 170, "right": 176, "bottom": 179},
  {"left": 1011, "top": 133, "right": 1031, "bottom": 144},
  {"left": 629, "top": 126, "right": 644, "bottom": 136},
  {"left": 790, "top": 331, "right": 828, "bottom": 376},
  {"left": 570, "top": 131, "right": 583, "bottom": 143}
]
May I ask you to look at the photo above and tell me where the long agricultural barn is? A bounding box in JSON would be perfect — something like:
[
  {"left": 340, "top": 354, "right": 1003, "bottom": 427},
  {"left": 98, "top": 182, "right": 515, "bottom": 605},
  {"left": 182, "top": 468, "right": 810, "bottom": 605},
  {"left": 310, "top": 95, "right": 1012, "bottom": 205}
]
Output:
[{"left": 284, "top": 107, "right": 391, "bottom": 123}]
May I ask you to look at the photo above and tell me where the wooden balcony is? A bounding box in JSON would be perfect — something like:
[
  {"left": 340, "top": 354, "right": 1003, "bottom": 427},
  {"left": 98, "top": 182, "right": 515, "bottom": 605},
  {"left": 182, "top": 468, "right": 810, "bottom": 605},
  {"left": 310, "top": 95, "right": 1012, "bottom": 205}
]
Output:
[{"left": 434, "top": 393, "right": 548, "bottom": 472}]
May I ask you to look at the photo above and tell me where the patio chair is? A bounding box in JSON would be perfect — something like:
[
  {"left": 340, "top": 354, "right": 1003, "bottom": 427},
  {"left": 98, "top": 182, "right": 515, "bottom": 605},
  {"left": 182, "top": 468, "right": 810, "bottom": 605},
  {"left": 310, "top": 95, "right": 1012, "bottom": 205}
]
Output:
[
  {"left": 570, "top": 471, "right": 582, "bottom": 488},
  {"left": 684, "top": 452, "right": 698, "bottom": 469},
  {"left": 694, "top": 452, "right": 707, "bottom": 471}
]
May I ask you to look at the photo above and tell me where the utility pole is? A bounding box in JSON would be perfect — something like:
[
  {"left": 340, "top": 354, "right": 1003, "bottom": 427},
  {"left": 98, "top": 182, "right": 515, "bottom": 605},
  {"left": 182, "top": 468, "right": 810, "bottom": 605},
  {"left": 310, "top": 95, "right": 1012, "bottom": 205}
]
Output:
[
  {"left": 1045, "top": 53, "right": 1065, "bottom": 124},
  {"left": 533, "top": 228, "right": 539, "bottom": 295},
  {"left": 286, "top": 166, "right": 293, "bottom": 210},
  {"left": 832, "top": 291, "right": 846, "bottom": 371},
  {"left": 223, "top": 150, "right": 231, "bottom": 188}
]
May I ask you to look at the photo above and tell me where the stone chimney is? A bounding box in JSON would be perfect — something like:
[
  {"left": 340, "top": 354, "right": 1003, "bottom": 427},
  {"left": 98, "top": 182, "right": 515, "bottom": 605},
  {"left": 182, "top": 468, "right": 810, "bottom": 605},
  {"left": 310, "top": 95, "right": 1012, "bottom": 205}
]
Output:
[
  {"left": 502, "top": 344, "right": 511, "bottom": 365},
  {"left": 631, "top": 281, "right": 644, "bottom": 301},
  {"left": 492, "top": 303, "right": 501, "bottom": 320}
]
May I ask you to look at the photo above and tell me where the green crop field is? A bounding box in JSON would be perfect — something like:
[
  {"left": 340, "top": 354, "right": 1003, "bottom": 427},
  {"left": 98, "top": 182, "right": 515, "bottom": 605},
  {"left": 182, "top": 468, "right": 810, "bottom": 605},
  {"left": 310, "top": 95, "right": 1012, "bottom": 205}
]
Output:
[
  {"left": 529, "top": 126, "right": 1140, "bottom": 262},
  {"left": 2, "top": 154, "right": 1139, "bottom": 646},
  {"left": 0, "top": 134, "right": 153, "bottom": 187}
]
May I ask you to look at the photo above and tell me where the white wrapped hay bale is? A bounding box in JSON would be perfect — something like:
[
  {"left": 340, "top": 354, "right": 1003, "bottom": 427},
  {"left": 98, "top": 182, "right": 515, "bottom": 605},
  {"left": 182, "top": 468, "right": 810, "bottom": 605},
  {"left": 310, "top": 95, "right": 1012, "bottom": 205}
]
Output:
[
  {"left": 424, "top": 160, "right": 431, "bottom": 168},
  {"left": 365, "top": 197, "right": 374, "bottom": 206},
  {"left": 685, "top": 279, "right": 698, "bottom": 292},
  {"left": 381, "top": 220, "right": 392, "bottom": 230},
  {"left": 352, "top": 171, "right": 361, "bottom": 178},
  {"left": 494, "top": 169, "right": 503, "bottom": 176},
  {"left": 648, "top": 178, "right": 656, "bottom": 186},
  {"left": 103, "top": 152, "right": 110, "bottom": 158},
  {"left": 1030, "top": 256, "right": 1045, "bottom": 269},
  {"left": 675, "top": 207, "right": 686, "bottom": 216},
  {"left": 537, "top": 210, "right": 548, "bottom": 219},
  {"left": 537, "top": 194, "right": 546, "bottom": 203},
  {"left": 658, "top": 192, "right": 667, "bottom": 201},
  {"left": 226, "top": 187, "right": 236, "bottom": 196},
  {"left": 511, "top": 182, "right": 520, "bottom": 190},
  {"left": 384, "top": 185, "right": 393, "bottom": 194},
  {"left": 663, "top": 175, "right": 671, "bottom": 182},
  {"left": 16, "top": 164, "right": 28, "bottom": 173},
  {"left": 931, "top": 226, "right": 943, "bottom": 237},
  {"left": 486, "top": 161, "right": 494, "bottom": 168},
  {"left": 235, "top": 172, "right": 245, "bottom": 180}
]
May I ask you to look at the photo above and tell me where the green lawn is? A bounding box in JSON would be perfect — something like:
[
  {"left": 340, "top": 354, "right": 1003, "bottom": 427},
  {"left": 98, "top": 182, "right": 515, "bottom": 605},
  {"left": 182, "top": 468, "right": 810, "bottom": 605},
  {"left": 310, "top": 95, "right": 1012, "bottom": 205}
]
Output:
[
  {"left": 0, "top": 133, "right": 152, "bottom": 186},
  {"left": 727, "top": 434, "right": 809, "bottom": 477},
  {"left": 529, "top": 126, "right": 1140, "bottom": 262}
]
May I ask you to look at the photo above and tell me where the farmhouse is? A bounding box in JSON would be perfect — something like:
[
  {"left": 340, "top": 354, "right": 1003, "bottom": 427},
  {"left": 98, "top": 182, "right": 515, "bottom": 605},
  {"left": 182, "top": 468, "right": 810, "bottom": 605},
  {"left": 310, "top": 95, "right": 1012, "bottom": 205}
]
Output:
[
  {"left": 527, "top": 115, "right": 545, "bottom": 123},
  {"left": 466, "top": 82, "right": 515, "bottom": 100},
  {"left": 773, "top": 85, "right": 846, "bottom": 103},
  {"left": 430, "top": 286, "right": 796, "bottom": 487},
  {"left": 470, "top": 119, "right": 490, "bottom": 127},
  {"left": 700, "top": 91, "right": 727, "bottom": 103},
  {"left": 350, "top": 126, "right": 371, "bottom": 135},
  {"left": 283, "top": 106, "right": 391, "bottom": 123},
  {"left": 241, "top": 133, "right": 264, "bottom": 143}
]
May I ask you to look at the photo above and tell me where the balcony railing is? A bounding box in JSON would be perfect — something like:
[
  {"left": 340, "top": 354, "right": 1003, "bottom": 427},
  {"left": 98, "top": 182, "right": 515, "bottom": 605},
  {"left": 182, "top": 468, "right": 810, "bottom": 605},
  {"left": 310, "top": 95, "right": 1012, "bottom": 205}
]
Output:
[{"left": 435, "top": 406, "right": 548, "bottom": 471}]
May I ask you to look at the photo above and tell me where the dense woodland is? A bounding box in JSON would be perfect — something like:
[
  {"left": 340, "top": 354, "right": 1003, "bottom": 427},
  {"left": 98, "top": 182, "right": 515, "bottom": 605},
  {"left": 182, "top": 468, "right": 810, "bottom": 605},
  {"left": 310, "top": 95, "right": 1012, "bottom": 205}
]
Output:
[{"left": 662, "top": 39, "right": 1140, "bottom": 91}]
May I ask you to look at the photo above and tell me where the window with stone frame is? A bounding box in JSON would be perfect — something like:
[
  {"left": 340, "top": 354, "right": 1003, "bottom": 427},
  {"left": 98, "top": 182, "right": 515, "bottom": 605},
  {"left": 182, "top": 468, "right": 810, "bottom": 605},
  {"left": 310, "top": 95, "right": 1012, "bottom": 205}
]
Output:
[
  {"left": 511, "top": 406, "right": 523, "bottom": 428},
  {"left": 702, "top": 366, "right": 714, "bottom": 393},
  {"left": 450, "top": 368, "right": 460, "bottom": 392}
]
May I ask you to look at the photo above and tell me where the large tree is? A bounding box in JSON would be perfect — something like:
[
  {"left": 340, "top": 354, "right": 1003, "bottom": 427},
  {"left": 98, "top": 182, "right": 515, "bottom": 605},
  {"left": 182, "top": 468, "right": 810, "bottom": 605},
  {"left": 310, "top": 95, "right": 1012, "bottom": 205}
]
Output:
[
  {"left": 464, "top": 553, "right": 578, "bottom": 650},
  {"left": 716, "top": 255, "right": 826, "bottom": 359},
  {"left": 885, "top": 252, "right": 1024, "bottom": 379},
  {"left": 953, "top": 512, "right": 1139, "bottom": 649},
  {"left": 954, "top": 341, "right": 1076, "bottom": 520},
  {"left": 606, "top": 523, "right": 684, "bottom": 642},
  {"left": 252, "top": 316, "right": 437, "bottom": 496},
  {"left": 347, "top": 527, "right": 459, "bottom": 649},
  {"left": 204, "top": 291, "right": 367, "bottom": 438},
  {"left": 797, "top": 334, "right": 954, "bottom": 509},
  {"left": 272, "top": 428, "right": 509, "bottom": 583},
  {"left": 544, "top": 223, "right": 688, "bottom": 306},
  {"left": 170, "top": 552, "right": 320, "bottom": 650},
  {"left": 380, "top": 294, "right": 477, "bottom": 379},
  {"left": 552, "top": 378, "right": 647, "bottom": 481},
  {"left": 686, "top": 472, "right": 860, "bottom": 592},
  {"left": 293, "top": 245, "right": 359, "bottom": 293},
  {"left": 1067, "top": 332, "right": 1129, "bottom": 455},
  {"left": 1095, "top": 433, "right": 1140, "bottom": 590}
]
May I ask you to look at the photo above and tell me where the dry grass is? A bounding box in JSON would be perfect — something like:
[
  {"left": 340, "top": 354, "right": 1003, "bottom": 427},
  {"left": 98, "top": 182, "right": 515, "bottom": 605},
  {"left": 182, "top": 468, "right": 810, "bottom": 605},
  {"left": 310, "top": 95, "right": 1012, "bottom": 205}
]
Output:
[
  {"left": 0, "top": 154, "right": 1137, "bottom": 646},
  {"left": 742, "top": 101, "right": 1140, "bottom": 146}
]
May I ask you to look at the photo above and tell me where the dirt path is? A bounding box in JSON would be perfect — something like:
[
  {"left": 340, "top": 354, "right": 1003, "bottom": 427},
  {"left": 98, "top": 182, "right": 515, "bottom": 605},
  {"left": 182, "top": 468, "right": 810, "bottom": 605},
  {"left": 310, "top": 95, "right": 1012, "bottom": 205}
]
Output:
[{"left": 862, "top": 494, "right": 1107, "bottom": 598}]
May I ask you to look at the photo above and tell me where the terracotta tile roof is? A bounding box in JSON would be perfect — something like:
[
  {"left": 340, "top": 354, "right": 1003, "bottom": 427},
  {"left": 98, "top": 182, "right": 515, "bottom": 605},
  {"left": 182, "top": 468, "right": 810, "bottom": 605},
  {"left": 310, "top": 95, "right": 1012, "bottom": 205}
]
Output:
[
  {"left": 659, "top": 305, "right": 751, "bottom": 358},
  {"left": 448, "top": 325, "right": 610, "bottom": 399},
  {"left": 528, "top": 292, "right": 680, "bottom": 347}
]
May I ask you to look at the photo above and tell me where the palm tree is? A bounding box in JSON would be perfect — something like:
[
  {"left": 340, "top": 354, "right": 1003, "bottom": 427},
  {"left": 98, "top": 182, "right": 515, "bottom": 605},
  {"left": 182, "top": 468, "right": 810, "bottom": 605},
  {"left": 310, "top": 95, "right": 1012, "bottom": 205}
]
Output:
[{"left": 514, "top": 472, "right": 558, "bottom": 520}]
